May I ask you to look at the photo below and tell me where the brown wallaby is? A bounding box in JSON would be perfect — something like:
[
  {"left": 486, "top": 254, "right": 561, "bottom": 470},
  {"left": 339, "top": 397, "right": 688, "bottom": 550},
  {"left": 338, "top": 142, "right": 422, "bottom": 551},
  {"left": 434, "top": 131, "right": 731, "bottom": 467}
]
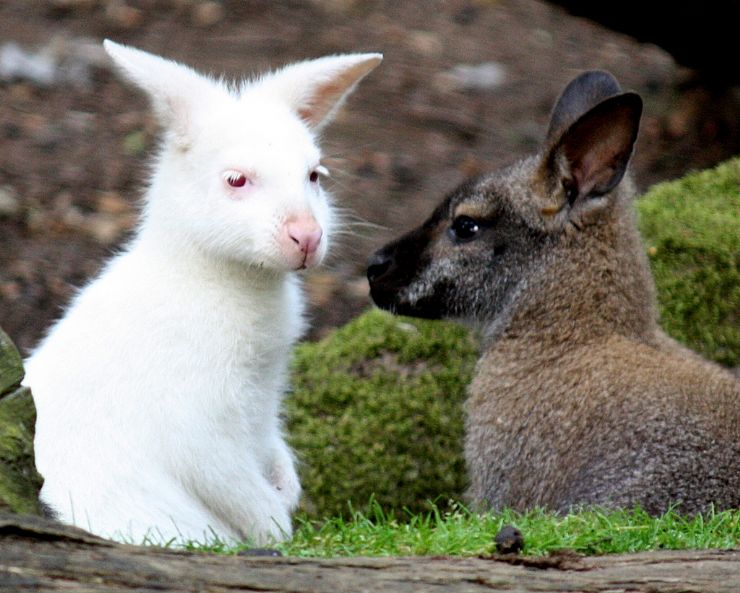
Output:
[{"left": 367, "top": 70, "right": 739, "bottom": 515}]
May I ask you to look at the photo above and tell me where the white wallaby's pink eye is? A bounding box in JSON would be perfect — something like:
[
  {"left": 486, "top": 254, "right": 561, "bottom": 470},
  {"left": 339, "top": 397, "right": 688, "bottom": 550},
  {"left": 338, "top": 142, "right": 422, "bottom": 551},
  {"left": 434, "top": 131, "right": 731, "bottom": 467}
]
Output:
[{"left": 224, "top": 170, "right": 248, "bottom": 188}]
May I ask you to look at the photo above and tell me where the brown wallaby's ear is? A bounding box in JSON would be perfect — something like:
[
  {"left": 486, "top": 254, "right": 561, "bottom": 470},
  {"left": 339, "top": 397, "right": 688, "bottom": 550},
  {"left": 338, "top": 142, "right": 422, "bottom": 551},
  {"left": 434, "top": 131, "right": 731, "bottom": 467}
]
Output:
[
  {"left": 542, "top": 91, "right": 642, "bottom": 219},
  {"left": 546, "top": 70, "right": 623, "bottom": 145},
  {"left": 559, "top": 93, "right": 642, "bottom": 202}
]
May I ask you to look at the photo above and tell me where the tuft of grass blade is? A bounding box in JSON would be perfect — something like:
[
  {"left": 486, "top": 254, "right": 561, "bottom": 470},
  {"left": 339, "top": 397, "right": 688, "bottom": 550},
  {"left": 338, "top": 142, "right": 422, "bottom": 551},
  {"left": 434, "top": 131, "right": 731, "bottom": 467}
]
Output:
[{"left": 179, "top": 500, "right": 739, "bottom": 558}]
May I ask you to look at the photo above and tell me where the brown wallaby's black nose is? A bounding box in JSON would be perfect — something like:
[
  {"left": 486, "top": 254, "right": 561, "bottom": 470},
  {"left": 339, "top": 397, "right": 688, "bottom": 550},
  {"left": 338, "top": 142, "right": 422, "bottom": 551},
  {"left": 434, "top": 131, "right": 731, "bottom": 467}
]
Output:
[{"left": 367, "top": 250, "right": 393, "bottom": 283}]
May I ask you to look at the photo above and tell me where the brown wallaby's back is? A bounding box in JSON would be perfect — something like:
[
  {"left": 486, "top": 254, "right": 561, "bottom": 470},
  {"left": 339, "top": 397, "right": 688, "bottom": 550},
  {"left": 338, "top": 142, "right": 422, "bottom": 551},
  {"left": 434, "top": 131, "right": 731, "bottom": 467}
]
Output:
[{"left": 367, "top": 70, "right": 739, "bottom": 514}]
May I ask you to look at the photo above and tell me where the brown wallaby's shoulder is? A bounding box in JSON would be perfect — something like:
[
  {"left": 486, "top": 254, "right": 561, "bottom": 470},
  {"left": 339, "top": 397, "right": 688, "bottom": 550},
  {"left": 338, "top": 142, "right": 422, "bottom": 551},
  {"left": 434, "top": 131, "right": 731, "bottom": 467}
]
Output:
[{"left": 368, "top": 69, "right": 740, "bottom": 515}]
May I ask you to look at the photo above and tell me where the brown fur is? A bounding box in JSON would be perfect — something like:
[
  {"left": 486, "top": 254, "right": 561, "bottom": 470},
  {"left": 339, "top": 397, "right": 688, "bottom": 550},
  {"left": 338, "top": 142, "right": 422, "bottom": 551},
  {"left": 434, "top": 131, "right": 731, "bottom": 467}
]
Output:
[{"left": 367, "top": 71, "right": 739, "bottom": 514}]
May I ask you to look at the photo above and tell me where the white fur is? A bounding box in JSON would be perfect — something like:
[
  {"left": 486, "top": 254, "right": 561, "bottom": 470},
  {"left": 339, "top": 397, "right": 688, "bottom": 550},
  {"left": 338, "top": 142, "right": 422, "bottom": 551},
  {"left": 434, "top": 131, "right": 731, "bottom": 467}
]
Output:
[{"left": 24, "top": 41, "right": 381, "bottom": 545}]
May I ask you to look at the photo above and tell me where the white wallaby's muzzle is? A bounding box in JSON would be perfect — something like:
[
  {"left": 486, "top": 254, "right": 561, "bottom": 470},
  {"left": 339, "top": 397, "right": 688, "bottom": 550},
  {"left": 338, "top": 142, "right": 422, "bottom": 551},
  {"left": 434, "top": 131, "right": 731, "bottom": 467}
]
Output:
[{"left": 282, "top": 215, "right": 323, "bottom": 269}]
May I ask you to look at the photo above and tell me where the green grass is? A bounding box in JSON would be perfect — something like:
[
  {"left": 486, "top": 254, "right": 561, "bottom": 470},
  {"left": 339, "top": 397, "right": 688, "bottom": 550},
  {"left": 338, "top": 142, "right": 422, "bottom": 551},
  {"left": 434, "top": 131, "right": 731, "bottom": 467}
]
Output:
[{"left": 183, "top": 501, "right": 740, "bottom": 557}]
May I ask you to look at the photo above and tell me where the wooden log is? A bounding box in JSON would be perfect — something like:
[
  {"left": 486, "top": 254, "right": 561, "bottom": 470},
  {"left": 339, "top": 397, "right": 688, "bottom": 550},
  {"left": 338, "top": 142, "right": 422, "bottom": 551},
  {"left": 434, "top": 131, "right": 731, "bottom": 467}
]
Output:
[{"left": 0, "top": 513, "right": 737, "bottom": 592}]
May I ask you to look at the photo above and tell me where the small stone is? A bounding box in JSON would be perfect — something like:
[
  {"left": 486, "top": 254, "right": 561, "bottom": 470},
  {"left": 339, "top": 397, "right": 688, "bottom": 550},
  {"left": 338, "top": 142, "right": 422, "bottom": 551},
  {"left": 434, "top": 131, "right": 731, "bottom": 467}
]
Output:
[
  {"left": 64, "top": 110, "right": 96, "bottom": 134},
  {"left": 436, "top": 62, "right": 506, "bottom": 93},
  {"left": 494, "top": 524, "right": 524, "bottom": 555},
  {"left": 192, "top": 1, "right": 225, "bottom": 27},
  {"left": 105, "top": 2, "right": 143, "bottom": 28},
  {"left": 407, "top": 30, "right": 443, "bottom": 57},
  {"left": 0, "top": 42, "right": 56, "bottom": 86},
  {"left": 0, "top": 282, "right": 21, "bottom": 302},
  {"left": 49, "top": 0, "right": 99, "bottom": 10},
  {"left": 97, "top": 192, "right": 130, "bottom": 215},
  {"left": 531, "top": 28, "right": 553, "bottom": 48},
  {"left": 0, "top": 186, "right": 21, "bottom": 217},
  {"left": 84, "top": 212, "right": 131, "bottom": 245},
  {"left": 346, "top": 276, "right": 371, "bottom": 300},
  {"left": 237, "top": 548, "right": 283, "bottom": 557}
]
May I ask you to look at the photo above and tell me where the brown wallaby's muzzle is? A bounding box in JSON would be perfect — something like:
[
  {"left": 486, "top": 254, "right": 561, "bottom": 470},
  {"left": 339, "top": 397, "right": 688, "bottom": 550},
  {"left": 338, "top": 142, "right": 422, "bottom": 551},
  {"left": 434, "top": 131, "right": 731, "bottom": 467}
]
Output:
[
  {"left": 367, "top": 247, "right": 397, "bottom": 311},
  {"left": 367, "top": 221, "right": 451, "bottom": 319},
  {"left": 366, "top": 249, "right": 393, "bottom": 284}
]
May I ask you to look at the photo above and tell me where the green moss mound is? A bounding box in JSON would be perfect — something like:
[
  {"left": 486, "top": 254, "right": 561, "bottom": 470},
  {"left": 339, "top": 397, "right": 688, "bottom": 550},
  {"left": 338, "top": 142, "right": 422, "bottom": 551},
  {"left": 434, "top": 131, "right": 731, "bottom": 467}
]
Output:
[
  {"left": 637, "top": 157, "right": 740, "bottom": 367},
  {"left": 287, "top": 309, "right": 477, "bottom": 519},
  {"left": 0, "top": 388, "right": 43, "bottom": 515},
  {"left": 0, "top": 328, "right": 43, "bottom": 515}
]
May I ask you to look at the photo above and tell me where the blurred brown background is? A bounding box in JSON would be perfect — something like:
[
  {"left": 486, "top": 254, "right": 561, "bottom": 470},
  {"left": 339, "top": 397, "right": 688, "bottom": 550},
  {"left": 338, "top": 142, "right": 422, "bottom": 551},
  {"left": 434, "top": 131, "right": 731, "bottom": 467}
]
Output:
[{"left": 1, "top": 0, "right": 738, "bottom": 353}]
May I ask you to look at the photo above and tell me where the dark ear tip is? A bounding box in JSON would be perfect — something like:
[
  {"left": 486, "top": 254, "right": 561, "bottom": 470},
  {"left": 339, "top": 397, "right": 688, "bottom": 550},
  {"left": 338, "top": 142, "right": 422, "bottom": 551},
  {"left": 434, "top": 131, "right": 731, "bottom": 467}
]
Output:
[
  {"left": 622, "top": 92, "right": 643, "bottom": 113},
  {"left": 547, "top": 69, "right": 625, "bottom": 144},
  {"left": 570, "top": 69, "right": 622, "bottom": 93},
  {"left": 607, "top": 92, "right": 643, "bottom": 123},
  {"left": 558, "top": 70, "right": 623, "bottom": 104}
]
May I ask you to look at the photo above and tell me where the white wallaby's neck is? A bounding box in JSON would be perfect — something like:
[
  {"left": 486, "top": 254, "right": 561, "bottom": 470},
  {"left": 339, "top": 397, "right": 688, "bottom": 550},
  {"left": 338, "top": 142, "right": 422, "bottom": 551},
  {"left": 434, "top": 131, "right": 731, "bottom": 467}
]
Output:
[{"left": 131, "top": 223, "right": 294, "bottom": 304}]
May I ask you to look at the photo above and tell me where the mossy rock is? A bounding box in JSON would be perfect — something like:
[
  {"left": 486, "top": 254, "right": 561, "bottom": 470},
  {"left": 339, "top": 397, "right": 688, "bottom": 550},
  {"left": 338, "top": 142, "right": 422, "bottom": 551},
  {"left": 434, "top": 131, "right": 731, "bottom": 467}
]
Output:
[
  {"left": 0, "top": 328, "right": 43, "bottom": 515},
  {"left": 637, "top": 157, "right": 739, "bottom": 367},
  {"left": 1, "top": 327, "right": 24, "bottom": 396}
]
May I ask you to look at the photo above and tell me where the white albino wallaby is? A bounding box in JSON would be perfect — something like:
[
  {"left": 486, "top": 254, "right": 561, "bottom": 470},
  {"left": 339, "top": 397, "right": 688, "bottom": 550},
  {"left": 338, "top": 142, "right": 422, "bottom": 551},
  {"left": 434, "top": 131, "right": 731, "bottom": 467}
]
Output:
[{"left": 24, "top": 40, "right": 381, "bottom": 545}]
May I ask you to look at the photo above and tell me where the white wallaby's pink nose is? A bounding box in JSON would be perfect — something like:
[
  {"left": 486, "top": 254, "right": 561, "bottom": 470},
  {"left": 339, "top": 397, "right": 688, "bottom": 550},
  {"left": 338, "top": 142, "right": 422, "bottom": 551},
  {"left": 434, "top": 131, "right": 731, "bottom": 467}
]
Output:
[
  {"left": 287, "top": 219, "right": 322, "bottom": 255},
  {"left": 283, "top": 216, "right": 323, "bottom": 268}
]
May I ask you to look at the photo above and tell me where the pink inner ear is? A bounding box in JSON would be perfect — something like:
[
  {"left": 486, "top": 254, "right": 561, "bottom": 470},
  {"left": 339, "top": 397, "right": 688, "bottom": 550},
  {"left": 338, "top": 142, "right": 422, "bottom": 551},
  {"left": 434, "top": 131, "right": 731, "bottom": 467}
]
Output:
[
  {"left": 297, "top": 80, "right": 343, "bottom": 126},
  {"left": 563, "top": 99, "right": 639, "bottom": 200},
  {"left": 572, "top": 141, "right": 621, "bottom": 199},
  {"left": 295, "top": 56, "right": 382, "bottom": 129}
]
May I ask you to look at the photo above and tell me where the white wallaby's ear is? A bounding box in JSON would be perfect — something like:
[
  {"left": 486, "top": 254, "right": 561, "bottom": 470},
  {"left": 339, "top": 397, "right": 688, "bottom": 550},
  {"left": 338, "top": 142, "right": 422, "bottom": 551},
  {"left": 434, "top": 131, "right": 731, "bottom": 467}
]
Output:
[
  {"left": 253, "top": 53, "right": 382, "bottom": 130},
  {"left": 103, "top": 40, "right": 221, "bottom": 143}
]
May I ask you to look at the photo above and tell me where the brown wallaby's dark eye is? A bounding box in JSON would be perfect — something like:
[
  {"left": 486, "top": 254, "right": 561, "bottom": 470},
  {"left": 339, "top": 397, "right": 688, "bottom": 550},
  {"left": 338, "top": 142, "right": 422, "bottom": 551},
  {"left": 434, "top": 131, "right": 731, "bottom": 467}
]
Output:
[{"left": 450, "top": 215, "right": 480, "bottom": 242}]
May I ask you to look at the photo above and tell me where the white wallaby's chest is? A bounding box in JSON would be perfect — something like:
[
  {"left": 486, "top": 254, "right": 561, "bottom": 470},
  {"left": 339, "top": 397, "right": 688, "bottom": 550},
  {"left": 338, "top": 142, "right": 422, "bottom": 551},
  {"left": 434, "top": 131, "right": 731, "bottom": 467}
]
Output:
[{"left": 26, "top": 244, "right": 305, "bottom": 542}]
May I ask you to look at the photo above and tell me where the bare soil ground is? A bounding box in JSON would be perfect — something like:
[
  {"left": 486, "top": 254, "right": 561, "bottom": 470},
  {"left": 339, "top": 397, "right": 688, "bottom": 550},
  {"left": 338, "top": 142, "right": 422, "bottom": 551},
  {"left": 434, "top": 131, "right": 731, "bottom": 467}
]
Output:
[{"left": 1, "top": 0, "right": 737, "bottom": 353}]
